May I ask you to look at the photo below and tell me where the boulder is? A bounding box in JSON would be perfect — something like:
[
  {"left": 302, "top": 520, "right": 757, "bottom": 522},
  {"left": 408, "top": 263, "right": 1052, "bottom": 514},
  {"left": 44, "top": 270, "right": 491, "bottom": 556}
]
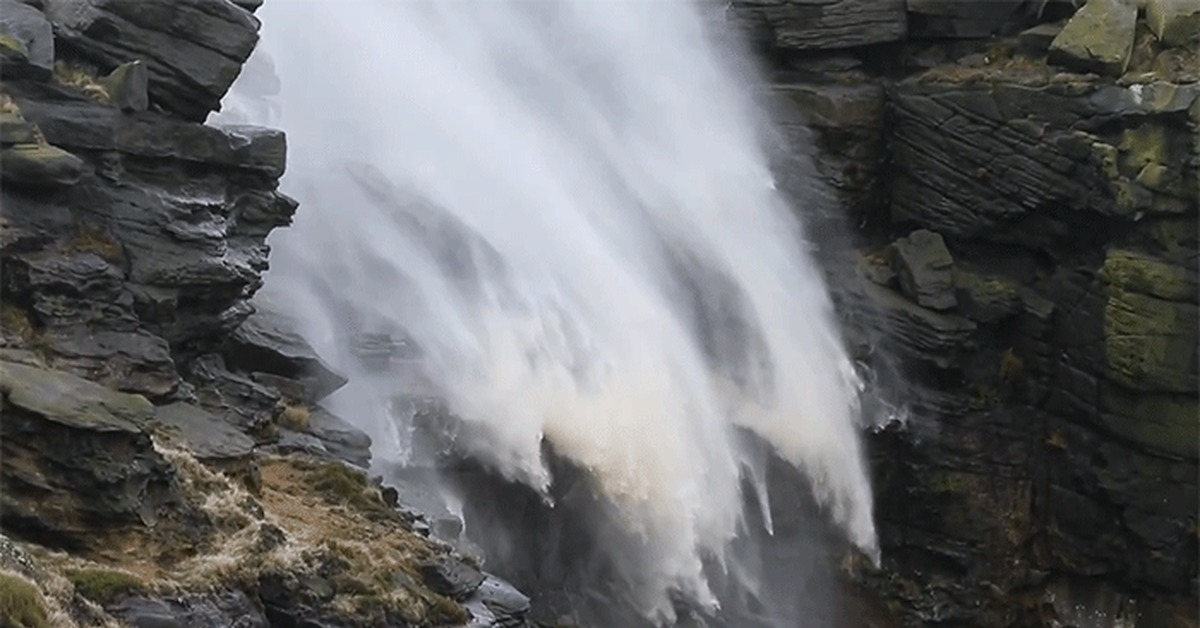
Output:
[
  {"left": 464, "top": 576, "right": 532, "bottom": 628},
  {"left": 0, "top": 142, "right": 85, "bottom": 187},
  {"left": 0, "top": 360, "right": 179, "bottom": 546},
  {"left": 1146, "top": 0, "right": 1200, "bottom": 47},
  {"left": 42, "top": 0, "right": 261, "bottom": 120},
  {"left": 100, "top": 60, "right": 149, "bottom": 112},
  {"left": 0, "top": 0, "right": 53, "bottom": 79},
  {"left": 891, "top": 229, "right": 957, "bottom": 311},
  {"left": 1048, "top": 0, "right": 1137, "bottom": 76},
  {"left": 225, "top": 303, "right": 348, "bottom": 402},
  {"left": 420, "top": 556, "right": 485, "bottom": 600},
  {"left": 306, "top": 408, "right": 372, "bottom": 469},
  {"left": 727, "top": 0, "right": 907, "bottom": 51}
]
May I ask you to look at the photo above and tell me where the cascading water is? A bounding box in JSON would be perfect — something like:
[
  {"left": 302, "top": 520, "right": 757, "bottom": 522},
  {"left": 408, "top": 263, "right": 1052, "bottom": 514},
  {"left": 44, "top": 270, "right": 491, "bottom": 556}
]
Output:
[{"left": 216, "top": 1, "right": 879, "bottom": 624}]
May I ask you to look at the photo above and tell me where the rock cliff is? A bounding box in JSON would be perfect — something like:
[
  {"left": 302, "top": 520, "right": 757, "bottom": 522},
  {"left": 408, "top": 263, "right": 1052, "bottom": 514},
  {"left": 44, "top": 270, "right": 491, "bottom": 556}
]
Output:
[
  {"left": 0, "top": 1, "right": 530, "bottom": 626},
  {"left": 756, "top": 0, "right": 1198, "bottom": 625}
]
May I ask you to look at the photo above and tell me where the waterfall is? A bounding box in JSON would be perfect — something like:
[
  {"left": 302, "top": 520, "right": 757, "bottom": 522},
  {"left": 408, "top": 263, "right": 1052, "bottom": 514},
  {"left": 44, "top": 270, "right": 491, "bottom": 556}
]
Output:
[{"left": 216, "top": 1, "right": 878, "bottom": 623}]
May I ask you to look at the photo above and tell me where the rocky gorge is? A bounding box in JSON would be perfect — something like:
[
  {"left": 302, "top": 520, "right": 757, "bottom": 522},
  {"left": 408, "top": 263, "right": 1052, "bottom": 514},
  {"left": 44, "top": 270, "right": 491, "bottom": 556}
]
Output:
[{"left": 0, "top": 0, "right": 1196, "bottom": 627}]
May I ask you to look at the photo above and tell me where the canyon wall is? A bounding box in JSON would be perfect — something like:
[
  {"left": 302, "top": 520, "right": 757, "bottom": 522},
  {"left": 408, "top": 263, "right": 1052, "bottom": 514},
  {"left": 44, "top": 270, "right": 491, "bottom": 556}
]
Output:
[{"left": 750, "top": 0, "right": 1198, "bottom": 625}]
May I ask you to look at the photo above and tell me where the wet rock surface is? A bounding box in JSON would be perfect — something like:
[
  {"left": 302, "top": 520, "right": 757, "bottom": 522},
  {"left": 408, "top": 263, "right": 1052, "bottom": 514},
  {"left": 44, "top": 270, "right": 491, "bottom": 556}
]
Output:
[
  {"left": 0, "top": 2, "right": 533, "bottom": 626},
  {"left": 768, "top": 3, "right": 1198, "bottom": 625}
]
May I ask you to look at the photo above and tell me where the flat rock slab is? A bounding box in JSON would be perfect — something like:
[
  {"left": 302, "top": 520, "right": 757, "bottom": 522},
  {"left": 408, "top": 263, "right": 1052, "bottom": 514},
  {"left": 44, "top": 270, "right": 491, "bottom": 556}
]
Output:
[
  {"left": 892, "top": 229, "right": 957, "bottom": 311},
  {"left": 907, "top": 0, "right": 1025, "bottom": 39},
  {"left": 0, "top": 142, "right": 85, "bottom": 187},
  {"left": 1146, "top": 0, "right": 1200, "bottom": 47},
  {"left": 728, "top": 0, "right": 907, "bottom": 50},
  {"left": 227, "top": 303, "right": 347, "bottom": 402},
  {"left": 0, "top": 359, "right": 153, "bottom": 431},
  {"left": 420, "top": 556, "right": 485, "bottom": 600},
  {"left": 154, "top": 402, "right": 256, "bottom": 463},
  {"left": 1048, "top": 0, "right": 1137, "bottom": 76}
]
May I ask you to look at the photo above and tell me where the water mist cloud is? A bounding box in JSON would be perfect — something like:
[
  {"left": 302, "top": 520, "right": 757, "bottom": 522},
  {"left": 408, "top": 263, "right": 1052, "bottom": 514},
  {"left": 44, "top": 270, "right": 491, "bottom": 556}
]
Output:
[{"left": 215, "top": 0, "right": 878, "bottom": 622}]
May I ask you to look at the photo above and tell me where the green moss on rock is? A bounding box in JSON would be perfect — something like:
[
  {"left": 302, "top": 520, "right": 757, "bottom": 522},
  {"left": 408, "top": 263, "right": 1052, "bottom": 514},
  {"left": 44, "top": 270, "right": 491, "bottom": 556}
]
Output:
[
  {"left": 66, "top": 568, "right": 144, "bottom": 605},
  {"left": 0, "top": 572, "right": 48, "bottom": 628},
  {"left": 1101, "top": 249, "right": 1196, "bottom": 302},
  {"left": 1103, "top": 281, "right": 1197, "bottom": 393}
]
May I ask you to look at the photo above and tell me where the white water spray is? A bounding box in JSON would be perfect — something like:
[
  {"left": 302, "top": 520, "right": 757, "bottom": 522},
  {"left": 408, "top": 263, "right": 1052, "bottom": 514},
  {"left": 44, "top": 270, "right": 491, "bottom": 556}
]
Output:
[{"left": 218, "top": 1, "right": 878, "bottom": 622}]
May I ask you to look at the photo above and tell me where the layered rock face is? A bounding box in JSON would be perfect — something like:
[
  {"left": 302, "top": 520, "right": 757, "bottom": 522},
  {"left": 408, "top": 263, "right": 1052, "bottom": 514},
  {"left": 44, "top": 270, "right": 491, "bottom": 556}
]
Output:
[
  {"left": 758, "top": 1, "right": 1197, "bottom": 625},
  {"left": 1, "top": 2, "right": 531, "bottom": 626}
]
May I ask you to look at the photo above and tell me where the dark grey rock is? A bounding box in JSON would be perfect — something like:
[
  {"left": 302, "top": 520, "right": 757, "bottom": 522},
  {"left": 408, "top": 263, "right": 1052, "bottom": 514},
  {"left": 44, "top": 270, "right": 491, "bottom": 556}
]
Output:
[
  {"left": 101, "top": 60, "right": 149, "bottom": 112},
  {"left": 188, "top": 353, "right": 280, "bottom": 436},
  {"left": 0, "top": 0, "right": 53, "bottom": 78},
  {"left": 2, "top": 249, "right": 182, "bottom": 398},
  {"left": 306, "top": 407, "right": 372, "bottom": 468},
  {"left": 225, "top": 303, "right": 347, "bottom": 403},
  {"left": 728, "top": 0, "right": 907, "bottom": 51},
  {"left": 0, "top": 142, "right": 85, "bottom": 187},
  {"left": 465, "top": 576, "right": 533, "bottom": 628},
  {"left": 230, "top": 0, "right": 263, "bottom": 11},
  {"left": 855, "top": 280, "right": 976, "bottom": 368},
  {"left": 154, "top": 402, "right": 255, "bottom": 463},
  {"left": 889, "top": 82, "right": 1195, "bottom": 240},
  {"left": 0, "top": 360, "right": 180, "bottom": 545},
  {"left": 114, "top": 590, "right": 268, "bottom": 628},
  {"left": 421, "top": 556, "right": 486, "bottom": 600},
  {"left": 907, "top": 0, "right": 1025, "bottom": 39},
  {"left": 14, "top": 98, "right": 288, "bottom": 177},
  {"left": 1146, "top": 0, "right": 1200, "bottom": 47},
  {"left": 1048, "top": 0, "right": 1137, "bottom": 76},
  {"left": 42, "top": 0, "right": 261, "bottom": 120},
  {"left": 891, "top": 230, "right": 956, "bottom": 311},
  {"left": 267, "top": 430, "right": 330, "bottom": 458}
]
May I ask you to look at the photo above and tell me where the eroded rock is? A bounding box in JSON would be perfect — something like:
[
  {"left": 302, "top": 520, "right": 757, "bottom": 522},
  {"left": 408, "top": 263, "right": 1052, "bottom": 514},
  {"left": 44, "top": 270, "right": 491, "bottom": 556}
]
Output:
[
  {"left": 100, "top": 60, "right": 149, "bottom": 112},
  {"left": 891, "top": 229, "right": 957, "bottom": 311},
  {"left": 1048, "top": 0, "right": 1137, "bottom": 76},
  {"left": 0, "top": 360, "right": 178, "bottom": 547},
  {"left": 0, "top": 0, "right": 53, "bottom": 79},
  {"left": 0, "top": 142, "right": 85, "bottom": 187},
  {"left": 43, "top": 0, "right": 261, "bottom": 120},
  {"left": 225, "top": 303, "right": 347, "bottom": 403},
  {"left": 1146, "top": 0, "right": 1200, "bottom": 47}
]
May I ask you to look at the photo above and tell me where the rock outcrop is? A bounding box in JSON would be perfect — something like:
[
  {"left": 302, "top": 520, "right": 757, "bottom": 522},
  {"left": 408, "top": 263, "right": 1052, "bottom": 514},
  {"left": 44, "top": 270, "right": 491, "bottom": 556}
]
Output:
[
  {"left": 766, "top": 2, "right": 1198, "bottom": 624},
  {"left": 0, "top": 2, "right": 534, "bottom": 626}
]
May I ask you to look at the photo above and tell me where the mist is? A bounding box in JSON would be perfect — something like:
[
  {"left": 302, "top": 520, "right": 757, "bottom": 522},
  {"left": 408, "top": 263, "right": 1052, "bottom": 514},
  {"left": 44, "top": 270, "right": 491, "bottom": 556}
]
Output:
[{"left": 214, "top": 1, "right": 878, "bottom": 624}]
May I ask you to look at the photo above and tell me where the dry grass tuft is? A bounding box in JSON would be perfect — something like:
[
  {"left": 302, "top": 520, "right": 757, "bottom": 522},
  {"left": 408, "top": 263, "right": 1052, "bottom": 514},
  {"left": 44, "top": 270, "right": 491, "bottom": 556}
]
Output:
[
  {"left": 1, "top": 303, "right": 35, "bottom": 343},
  {"left": 277, "top": 403, "right": 313, "bottom": 432},
  {"left": 0, "top": 571, "right": 49, "bottom": 628},
  {"left": 66, "top": 224, "right": 124, "bottom": 263},
  {"left": 52, "top": 61, "right": 111, "bottom": 104}
]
